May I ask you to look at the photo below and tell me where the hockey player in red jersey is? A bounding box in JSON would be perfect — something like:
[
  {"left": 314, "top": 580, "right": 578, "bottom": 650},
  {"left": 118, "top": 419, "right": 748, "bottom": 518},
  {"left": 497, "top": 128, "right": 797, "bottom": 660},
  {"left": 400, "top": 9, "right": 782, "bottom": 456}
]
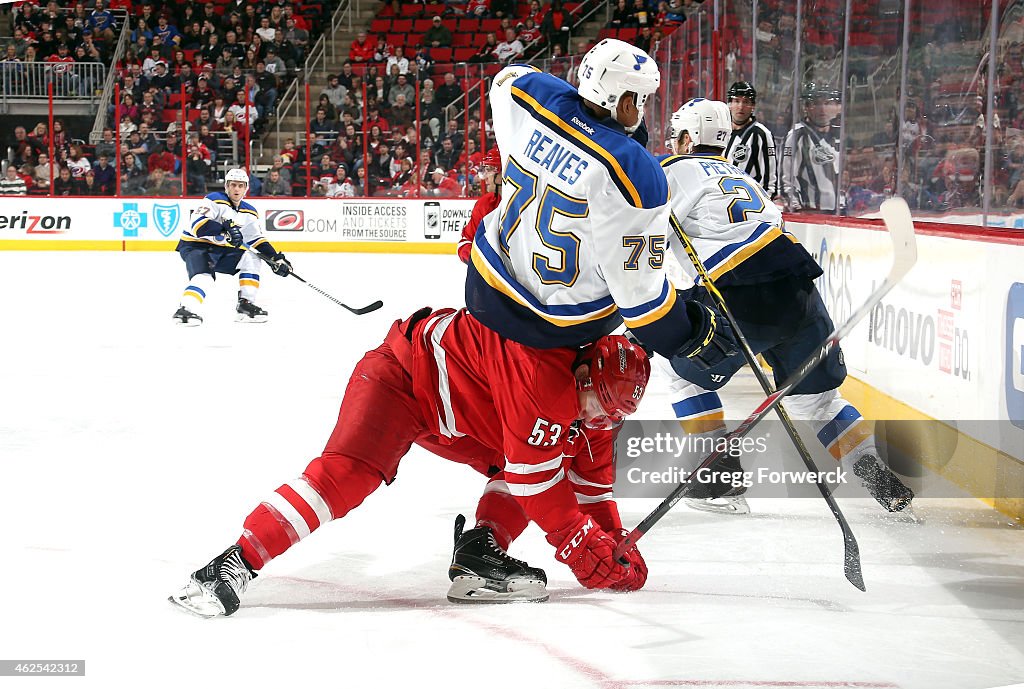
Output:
[
  {"left": 457, "top": 147, "right": 502, "bottom": 264},
  {"left": 169, "top": 307, "right": 651, "bottom": 617}
]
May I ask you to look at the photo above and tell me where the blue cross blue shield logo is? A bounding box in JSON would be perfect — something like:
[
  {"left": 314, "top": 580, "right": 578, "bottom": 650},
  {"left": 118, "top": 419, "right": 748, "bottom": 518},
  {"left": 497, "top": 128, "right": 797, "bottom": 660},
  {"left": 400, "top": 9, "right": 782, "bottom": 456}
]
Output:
[
  {"left": 114, "top": 203, "right": 147, "bottom": 238},
  {"left": 152, "top": 204, "right": 180, "bottom": 237}
]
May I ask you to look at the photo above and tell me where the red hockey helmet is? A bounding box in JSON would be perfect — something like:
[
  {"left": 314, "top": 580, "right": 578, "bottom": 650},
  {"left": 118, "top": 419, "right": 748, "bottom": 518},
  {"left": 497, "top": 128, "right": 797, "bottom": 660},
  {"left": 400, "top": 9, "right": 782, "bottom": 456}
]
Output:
[
  {"left": 576, "top": 335, "right": 651, "bottom": 429},
  {"left": 481, "top": 147, "right": 501, "bottom": 172}
]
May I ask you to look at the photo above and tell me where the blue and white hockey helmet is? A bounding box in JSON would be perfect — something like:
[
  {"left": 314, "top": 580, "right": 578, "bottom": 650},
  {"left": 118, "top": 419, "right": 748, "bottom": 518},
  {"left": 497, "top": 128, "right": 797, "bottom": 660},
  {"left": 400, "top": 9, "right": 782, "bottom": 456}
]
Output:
[
  {"left": 224, "top": 168, "right": 250, "bottom": 187},
  {"left": 577, "top": 38, "right": 661, "bottom": 111},
  {"left": 668, "top": 98, "right": 731, "bottom": 152}
]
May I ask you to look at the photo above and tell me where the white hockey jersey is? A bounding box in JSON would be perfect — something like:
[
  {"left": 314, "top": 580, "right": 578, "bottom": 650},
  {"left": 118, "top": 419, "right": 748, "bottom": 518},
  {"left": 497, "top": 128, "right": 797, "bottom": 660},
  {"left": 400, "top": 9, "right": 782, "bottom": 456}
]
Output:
[
  {"left": 466, "top": 65, "right": 688, "bottom": 353},
  {"left": 180, "top": 191, "right": 273, "bottom": 254},
  {"left": 660, "top": 153, "right": 817, "bottom": 286}
]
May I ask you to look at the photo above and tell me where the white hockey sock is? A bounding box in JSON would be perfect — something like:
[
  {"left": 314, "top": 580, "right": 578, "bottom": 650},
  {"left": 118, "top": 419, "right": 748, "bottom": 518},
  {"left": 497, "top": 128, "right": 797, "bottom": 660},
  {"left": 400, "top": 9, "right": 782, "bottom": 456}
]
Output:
[
  {"left": 180, "top": 273, "right": 215, "bottom": 314},
  {"left": 238, "top": 271, "right": 260, "bottom": 302},
  {"left": 787, "top": 390, "right": 878, "bottom": 464}
]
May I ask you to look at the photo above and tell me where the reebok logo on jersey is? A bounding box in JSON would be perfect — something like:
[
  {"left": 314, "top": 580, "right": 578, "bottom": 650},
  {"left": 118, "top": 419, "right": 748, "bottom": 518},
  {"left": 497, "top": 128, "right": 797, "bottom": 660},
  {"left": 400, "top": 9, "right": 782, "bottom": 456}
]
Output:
[{"left": 571, "top": 116, "right": 595, "bottom": 135}]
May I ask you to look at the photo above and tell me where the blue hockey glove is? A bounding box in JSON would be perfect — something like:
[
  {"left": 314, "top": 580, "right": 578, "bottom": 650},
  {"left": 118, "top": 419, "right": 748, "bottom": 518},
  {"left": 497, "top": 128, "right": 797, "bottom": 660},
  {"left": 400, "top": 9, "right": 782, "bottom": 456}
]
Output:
[
  {"left": 681, "top": 299, "right": 738, "bottom": 370},
  {"left": 225, "top": 222, "right": 244, "bottom": 248},
  {"left": 269, "top": 252, "right": 292, "bottom": 277}
]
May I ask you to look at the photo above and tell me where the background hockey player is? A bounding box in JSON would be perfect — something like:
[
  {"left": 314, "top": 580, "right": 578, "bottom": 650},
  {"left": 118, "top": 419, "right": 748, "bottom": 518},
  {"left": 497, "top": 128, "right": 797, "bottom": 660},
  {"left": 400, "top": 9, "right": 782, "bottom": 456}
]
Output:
[
  {"left": 724, "top": 81, "right": 777, "bottom": 198},
  {"left": 169, "top": 307, "right": 651, "bottom": 617},
  {"left": 457, "top": 146, "right": 502, "bottom": 264},
  {"left": 173, "top": 168, "right": 293, "bottom": 325},
  {"left": 660, "top": 98, "right": 913, "bottom": 514},
  {"left": 781, "top": 83, "right": 842, "bottom": 213}
]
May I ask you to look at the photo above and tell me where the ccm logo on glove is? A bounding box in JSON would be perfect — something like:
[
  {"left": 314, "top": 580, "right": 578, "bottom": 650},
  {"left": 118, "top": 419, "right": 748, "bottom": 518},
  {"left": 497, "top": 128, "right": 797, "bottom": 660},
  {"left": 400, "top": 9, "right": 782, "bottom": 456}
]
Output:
[{"left": 559, "top": 517, "right": 594, "bottom": 559}]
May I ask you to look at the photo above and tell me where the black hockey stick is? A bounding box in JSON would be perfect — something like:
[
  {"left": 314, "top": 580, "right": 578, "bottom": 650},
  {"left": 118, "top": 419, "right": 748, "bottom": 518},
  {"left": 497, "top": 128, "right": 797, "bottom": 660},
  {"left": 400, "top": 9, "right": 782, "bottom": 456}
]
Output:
[
  {"left": 616, "top": 198, "right": 918, "bottom": 591},
  {"left": 668, "top": 211, "right": 864, "bottom": 590},
  {"left": 244, "top": 245, "right": 383, "bottom": 315}
]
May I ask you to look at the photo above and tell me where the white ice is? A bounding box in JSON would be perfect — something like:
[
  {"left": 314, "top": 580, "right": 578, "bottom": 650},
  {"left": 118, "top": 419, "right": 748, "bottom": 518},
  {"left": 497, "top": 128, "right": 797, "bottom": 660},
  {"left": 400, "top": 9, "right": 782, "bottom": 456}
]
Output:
[{"left": 1, "top": 251, "right": 1022, "bottom": 689}]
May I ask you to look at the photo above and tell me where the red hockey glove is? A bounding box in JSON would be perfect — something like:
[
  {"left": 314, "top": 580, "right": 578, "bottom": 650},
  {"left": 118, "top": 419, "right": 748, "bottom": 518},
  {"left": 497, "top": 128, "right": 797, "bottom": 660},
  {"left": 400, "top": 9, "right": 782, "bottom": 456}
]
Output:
[
  {"left": 457, "top": 242, "right": 472, "bottom": 264},
  {"left": 546, "top": 513, "right": 628, "bottom": 589},
  {"left": 610, "top": 529, "right": 648, "bottom": 592}
]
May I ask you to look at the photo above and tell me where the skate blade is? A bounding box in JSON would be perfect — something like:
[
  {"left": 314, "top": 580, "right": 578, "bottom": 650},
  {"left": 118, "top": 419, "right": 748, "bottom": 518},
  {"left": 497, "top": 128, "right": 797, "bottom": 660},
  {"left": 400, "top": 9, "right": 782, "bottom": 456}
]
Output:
[
  {"left": 447, "top": 576, "right": 548, "bottom": 604},
  {"left": 167, "top": 581, "right": 227, "bottom": 618},
  {"left": 235, "top": 314, "right": 269, "bottom": 324},
  {"left": 684, "top": 496, "right": 751, "bottom": 515},
  {"left": 173, "top": 317, "right": 203, "bottom": 327}
]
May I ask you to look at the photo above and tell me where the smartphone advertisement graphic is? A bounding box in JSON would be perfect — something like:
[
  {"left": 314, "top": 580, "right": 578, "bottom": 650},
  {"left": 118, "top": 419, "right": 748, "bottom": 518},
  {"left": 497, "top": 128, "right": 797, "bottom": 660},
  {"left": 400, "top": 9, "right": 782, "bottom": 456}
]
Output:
[{"left": 424, "top": 201, "right": 441, "bottom": 239}]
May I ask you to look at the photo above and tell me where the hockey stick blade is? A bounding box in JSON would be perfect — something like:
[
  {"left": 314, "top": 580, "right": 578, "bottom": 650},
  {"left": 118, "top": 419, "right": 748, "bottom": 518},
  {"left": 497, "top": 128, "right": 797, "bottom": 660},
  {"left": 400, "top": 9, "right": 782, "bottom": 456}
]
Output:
[
  {"left": 615, "top": 198, "right": 918, "bottom": 592},
  {"left": 669, "top": 211, "right": 865, "bottom": 591}
]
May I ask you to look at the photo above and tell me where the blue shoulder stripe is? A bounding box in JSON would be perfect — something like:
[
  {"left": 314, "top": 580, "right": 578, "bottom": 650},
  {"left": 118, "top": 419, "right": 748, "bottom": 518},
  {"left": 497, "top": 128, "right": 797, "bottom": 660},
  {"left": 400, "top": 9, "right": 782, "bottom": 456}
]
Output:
[
  {"left": 510, "top": 73, "right": 666, "bottom": 210},
  {"left": 206, "top": 191, "right": 228, "bottom": 202}
]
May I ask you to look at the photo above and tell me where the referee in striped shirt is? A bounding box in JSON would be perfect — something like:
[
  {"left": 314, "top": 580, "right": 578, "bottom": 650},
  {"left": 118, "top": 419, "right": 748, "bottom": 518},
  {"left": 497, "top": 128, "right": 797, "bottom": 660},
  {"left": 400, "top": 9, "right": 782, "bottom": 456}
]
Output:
[
  {"left": 781, "top": 83, "right": 842, "bottom": 213},
  {"left": 724, "top": 81, "right": 777, "bottom": 199}
]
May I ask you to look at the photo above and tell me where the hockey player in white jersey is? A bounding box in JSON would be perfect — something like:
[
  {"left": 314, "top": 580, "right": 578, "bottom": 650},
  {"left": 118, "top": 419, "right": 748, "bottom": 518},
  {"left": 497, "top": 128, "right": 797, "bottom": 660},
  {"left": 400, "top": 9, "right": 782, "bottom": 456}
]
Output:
[
  {"left": 172, "top": 168, "right": 293, "bottom": 325},
  {"left": 660, "top": 98, "right": 913, "bottom": 514},
  {"left": 466, "top": 39, "right": 736, "bottom": 368}
]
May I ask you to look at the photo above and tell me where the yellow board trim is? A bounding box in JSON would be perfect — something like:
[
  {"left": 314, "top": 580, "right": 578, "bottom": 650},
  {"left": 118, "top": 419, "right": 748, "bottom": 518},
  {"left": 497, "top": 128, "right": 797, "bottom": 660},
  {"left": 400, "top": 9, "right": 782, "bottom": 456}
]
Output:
[
  {"left": 0, "top": 240, "right": 460, "bottom": 254},
  {"left": 841, "top": 376, "right": 1023, "bottom": 522}
]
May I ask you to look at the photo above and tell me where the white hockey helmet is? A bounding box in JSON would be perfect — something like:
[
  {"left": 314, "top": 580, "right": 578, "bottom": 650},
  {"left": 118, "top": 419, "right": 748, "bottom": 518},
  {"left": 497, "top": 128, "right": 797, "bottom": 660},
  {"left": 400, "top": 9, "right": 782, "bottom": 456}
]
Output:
[
  {"left": 577, "top": 38, "right": 660, "bottom": 113},
  {"left": 667, "top": 98, "right": 731, "bottom": 153},
  {"left": 224, "top": 168, "right": 249, "bottom": 187}
]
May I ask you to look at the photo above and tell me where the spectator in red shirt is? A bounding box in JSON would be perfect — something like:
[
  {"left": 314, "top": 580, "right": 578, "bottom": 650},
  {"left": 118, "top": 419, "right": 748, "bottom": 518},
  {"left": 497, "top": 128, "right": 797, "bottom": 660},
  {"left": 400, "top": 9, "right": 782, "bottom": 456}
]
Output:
[
  {"left": 349, "top": 29, "right": 375, "bottom": 64},
  {"left": 364, "top": 103, "right": 389, "bottom": 134},
  {"left": 147, "top": 143, "right": 177, "bottom": 173},
  {"left": 430, "top": 167, "right": 462, "bottom": 197}
]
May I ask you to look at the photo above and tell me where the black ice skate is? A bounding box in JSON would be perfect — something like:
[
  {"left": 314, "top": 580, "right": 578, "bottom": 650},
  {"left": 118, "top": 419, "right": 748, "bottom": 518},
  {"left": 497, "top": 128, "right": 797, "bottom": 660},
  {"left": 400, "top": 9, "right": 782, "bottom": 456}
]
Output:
[
  {"left": 447, "top": 514, "right": 548, "bottom": 603},
  {"left": 854, "top": 454, "right": 914, "bottom": 512},
  {"left": 236, "top": 294, "right": 268, "bottom": 323},
  {"left": 168, "top": 545, "right": 257, "bottom": 618},
  {"left": 172, "top": 305, "right": 203, "bottom": 326},
  {"left": 684, "top": 452, "right": 751, "bottom": 515}
]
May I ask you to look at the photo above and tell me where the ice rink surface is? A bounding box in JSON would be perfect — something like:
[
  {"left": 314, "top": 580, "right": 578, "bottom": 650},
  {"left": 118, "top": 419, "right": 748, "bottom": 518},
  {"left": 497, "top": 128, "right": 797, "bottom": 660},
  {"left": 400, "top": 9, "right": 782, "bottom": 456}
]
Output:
[{"left": 1, "top": 251, "right": 1022, "bottom": 689}]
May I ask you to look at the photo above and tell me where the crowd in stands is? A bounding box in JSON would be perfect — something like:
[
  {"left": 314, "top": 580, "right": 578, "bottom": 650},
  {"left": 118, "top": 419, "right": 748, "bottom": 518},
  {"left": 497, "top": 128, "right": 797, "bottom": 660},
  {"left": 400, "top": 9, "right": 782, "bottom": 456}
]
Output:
[
  {"left": 2, "top": 0, "right": 325, "bottom": 196},
  {"left": 283, "top": 0, "right": 614, "bottom": 198}
]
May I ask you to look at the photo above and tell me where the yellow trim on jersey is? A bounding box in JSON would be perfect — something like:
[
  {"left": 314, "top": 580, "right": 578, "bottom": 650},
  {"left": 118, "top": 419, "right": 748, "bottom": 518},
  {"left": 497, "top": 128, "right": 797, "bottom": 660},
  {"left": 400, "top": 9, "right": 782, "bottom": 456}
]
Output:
[
  {"left": 192, "top": 217, "right": 210, "bottom": 232},
  {"left": 707, "top": 225, "right": 786, "bottom": 281},
  {"left": 239, "top": 279, "right": 259, "bottom": 288},
  {"left": 469, "top": 243, "right": 618, "bottom": 327},
  {"left": 510, "top": 86, "right": 643, "bottom": 208},
  {"left": 621, "top": 285, "right": 677, "bottom": 329}
]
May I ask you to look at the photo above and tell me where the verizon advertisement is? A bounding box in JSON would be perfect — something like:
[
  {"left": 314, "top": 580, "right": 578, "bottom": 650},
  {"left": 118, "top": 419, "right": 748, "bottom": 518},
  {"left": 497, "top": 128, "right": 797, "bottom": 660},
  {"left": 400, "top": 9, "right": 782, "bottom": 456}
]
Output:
[{"left": 0, "top": 197, "right": 475, "bottom": 247}]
